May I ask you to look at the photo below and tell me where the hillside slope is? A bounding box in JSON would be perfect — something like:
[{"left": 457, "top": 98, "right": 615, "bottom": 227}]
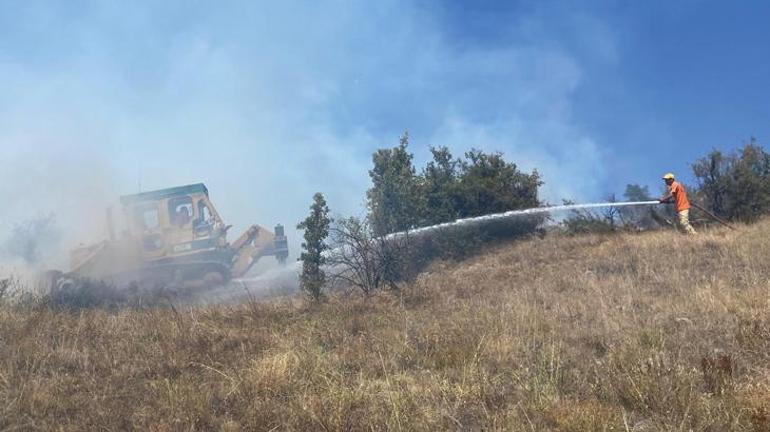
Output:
[{"left": 1, "top": 222, "right": 769, "bottom": 431}]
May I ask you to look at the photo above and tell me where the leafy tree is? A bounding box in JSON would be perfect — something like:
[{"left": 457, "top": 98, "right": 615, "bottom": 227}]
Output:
[
  {"left": 421, "top": 148, "right": 545, "bottom": 246},
  {"left": 692, "top": 149, "right": 728, "bottom": 216},
  {"left": 366, "top": 136, "right": 543, "bottom": 234},
  {"left": 692, "top": 139, "right": 770, "bottom": 222},
  {"left": 623, "top": 184, "right": 652, "bottom": 202},
  {"left": 420, "top": 146, "right": 460, "bottom": 226},
  {"left": 297, "top": 193, "right": 332, "bottom": 301},
  {"left": 361, "top": 138, "right": 545, "bottom": 277},
  {"left": 455, "top": 149, "right": 542, "bottom": 218},
  {"left": 367, "top": 131, "right": 422, "bottom": 236},
  {"left": 620, "top": 184, "right": 661, "bottom": 230}
]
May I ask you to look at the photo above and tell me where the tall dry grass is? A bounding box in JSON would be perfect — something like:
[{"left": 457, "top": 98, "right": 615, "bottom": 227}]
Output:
[{"left": 1, "top": 221, "right": 769, "bottom": 431}]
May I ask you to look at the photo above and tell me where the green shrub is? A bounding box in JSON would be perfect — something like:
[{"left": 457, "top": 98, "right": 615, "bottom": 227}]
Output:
[{"left": 692, "top": 139, "right": 770, "bottom": 222}]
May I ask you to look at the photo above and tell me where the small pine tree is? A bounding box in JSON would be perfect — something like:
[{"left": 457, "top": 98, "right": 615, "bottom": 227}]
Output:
[{"left": 297, "top": 193, "right": 332, "bottom": 301}]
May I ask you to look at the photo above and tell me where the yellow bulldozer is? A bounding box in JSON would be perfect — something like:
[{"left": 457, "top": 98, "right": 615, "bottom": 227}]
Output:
[{"left": 51, "top": 183, "right": 288, "bottom": 292}]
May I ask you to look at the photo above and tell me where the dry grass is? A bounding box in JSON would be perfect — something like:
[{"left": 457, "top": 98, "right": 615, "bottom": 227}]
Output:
[{"left": 2, "top": 221, "right": 770, "bottom": 431}]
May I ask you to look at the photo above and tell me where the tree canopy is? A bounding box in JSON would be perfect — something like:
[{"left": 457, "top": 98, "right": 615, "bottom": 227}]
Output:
[{"left": 367, "top": 135, "right": 543, "bottom": 236}]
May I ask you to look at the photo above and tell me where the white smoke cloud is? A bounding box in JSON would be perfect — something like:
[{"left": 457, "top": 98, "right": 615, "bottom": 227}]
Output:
[{"left": 0, "top": 1, "right": 616, "bottom": 271}]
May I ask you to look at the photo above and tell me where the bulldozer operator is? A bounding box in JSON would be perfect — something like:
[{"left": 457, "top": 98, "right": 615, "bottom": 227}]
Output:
[{"left": 659, "top": 173, "right": 697, "bottom": 235}]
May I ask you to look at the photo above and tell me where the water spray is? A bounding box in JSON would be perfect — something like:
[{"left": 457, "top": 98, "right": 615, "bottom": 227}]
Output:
[
  {"left": 228, "top": 199, "right": 737, "bottom": 303},
  {"left": 390, "top": 200, "right": 661, "bottom": 238},
  {"left": 233, "top": 200, "right": 662, "bottom": 294}
]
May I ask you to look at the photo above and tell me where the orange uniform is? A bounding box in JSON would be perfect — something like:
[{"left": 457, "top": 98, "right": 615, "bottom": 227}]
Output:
[{"left": 668, "top": 181, "right": 691, "bottom": 212}]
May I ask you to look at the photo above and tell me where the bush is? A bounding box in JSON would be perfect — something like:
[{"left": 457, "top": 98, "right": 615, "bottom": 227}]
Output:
[
  {"left": 454, "top": 149, "right": 542, "bottom": 219},
  {"left": 561, "top": 196, "right": 631, "bottom": 235},
  {"left": 328, "top": 217, "right": 411, "bottom": 293},
  {"left": 692, "top": 139, "right": 770, "bottom": 222}
]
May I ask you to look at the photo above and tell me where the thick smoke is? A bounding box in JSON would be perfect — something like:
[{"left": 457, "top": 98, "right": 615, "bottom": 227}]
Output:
[
  {"left": 0, "top": 145, "right": 118, "bottom": 275},
  {"left": 0, "top": 2, "right": 612, "bottom": 260},
  {"left": 0, "top": 2, "right": 619, "bottom": 299},
  {"left": 3, "top": 213, "right": 61, "bottom": 265}
]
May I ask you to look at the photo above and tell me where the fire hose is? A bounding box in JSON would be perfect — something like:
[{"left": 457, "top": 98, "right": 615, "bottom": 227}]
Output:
[
  {"left": 662, "top": 199, "right": 737, "bottom": 230},
  {"left": 689, "top": 201, "right": 737, "bottom": 230}
]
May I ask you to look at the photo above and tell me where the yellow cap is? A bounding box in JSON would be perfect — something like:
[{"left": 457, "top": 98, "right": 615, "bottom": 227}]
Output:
[{"left": 662, "top": 173, "right": 675, "bottom": 180}]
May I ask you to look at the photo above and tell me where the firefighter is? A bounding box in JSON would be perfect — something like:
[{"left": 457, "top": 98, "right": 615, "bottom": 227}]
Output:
[{"left": 659, "top": 173, "right": 697, "bottom": 235}]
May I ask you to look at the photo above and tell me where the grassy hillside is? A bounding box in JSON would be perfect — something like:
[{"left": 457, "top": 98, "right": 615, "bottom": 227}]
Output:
[{"left": 1, "top": 222, "right": 769, "bottom": 431}]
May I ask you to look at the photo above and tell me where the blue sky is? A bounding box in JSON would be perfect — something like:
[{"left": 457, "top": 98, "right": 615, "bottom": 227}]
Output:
[{"left": 1, "top": 0, "right": 768, "bottom": 263}]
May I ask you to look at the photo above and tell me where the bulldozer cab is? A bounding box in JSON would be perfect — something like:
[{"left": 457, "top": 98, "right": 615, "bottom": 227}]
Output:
[{"left": 120, "top": 184, "right": 224, "bottom": 260}]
